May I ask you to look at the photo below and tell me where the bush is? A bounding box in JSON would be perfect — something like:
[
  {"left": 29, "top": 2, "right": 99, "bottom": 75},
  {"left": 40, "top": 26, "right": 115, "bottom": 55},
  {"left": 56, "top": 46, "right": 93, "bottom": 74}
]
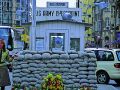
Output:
[{"left": 41, "top": 73, "right": 64, "bottom": 90}]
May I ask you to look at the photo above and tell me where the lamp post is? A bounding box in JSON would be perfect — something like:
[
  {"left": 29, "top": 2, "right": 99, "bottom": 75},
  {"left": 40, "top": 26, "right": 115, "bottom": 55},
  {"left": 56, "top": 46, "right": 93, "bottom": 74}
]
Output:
[{"left": 30, "top": 0, "right": 36, "bottom": 50}]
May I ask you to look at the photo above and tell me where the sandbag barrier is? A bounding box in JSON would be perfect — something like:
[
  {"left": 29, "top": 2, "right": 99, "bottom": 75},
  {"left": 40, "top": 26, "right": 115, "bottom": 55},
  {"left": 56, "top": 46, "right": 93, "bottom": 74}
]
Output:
[{"left": 13, "top": 50, "right": 97, "bottom": 90}]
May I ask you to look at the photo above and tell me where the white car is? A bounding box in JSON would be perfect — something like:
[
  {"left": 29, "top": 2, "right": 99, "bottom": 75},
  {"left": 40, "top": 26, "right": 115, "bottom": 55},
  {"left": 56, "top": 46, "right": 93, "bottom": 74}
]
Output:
[{"left": 85, "top": 48, "right": 120, "bottom": 85}]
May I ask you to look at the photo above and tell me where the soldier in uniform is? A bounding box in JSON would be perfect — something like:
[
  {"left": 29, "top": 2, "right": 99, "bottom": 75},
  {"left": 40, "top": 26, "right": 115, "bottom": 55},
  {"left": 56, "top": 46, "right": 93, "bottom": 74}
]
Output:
[{"left": 0, "top": 39, "right": 11, "bottom": 90}]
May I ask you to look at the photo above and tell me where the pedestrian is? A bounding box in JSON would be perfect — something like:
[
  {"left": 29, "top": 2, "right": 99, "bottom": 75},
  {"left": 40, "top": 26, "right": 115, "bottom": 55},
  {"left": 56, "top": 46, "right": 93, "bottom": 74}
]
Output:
[
  {"left": 0, "top": 39, "right": 11, "bottom": 90},
  {"left": 104, "top": 45, "right": 109, "bottom": 49},
  {"left": 21, "top": 31, "right": 29, "bottom": 50}
]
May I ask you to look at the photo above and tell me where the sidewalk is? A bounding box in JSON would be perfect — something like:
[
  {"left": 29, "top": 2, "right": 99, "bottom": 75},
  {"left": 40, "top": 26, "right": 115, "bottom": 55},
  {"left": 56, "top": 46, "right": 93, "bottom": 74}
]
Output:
[
  {"left": 6, "top": 84, "right": 118, "bottom": 90},
  {"left": 97, "top": 84, "right": 118, "bottom": 90},
  {"left": 5, "top": 72, "right": 12, "bottom": 90}
]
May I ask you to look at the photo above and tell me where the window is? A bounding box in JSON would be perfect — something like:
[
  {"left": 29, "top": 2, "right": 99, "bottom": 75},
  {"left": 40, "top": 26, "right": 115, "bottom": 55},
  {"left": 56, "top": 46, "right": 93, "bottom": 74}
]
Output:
[
  {"left": 116, "top": 51, "right": 120, "bottom": 61},
  {"left": 88, "top": 15, "right": 91, "bottom": 17},
  {"left": 82, "top": 20, "right": 85, "bottom": 22},
  {"left": 95, "top": 50, "right": 114, "bottom": 61},
  {"left": 105, "top": 17, "right": 110, "bottom": 28},
  {"left": 88, "top": 5, "right": 91, "bottom": 8},
  {"left": 49, "top": 33, "right": 65, "bottom": 51},
  {"left": 70, "top": 38, "right": 80, "bottom": 51},
  {"left": 36, "top": 38, "right": 44, "bottom": 51},
  {"left": 16, "top": 21, "right": 20, "bottom": 26},
  {"left": 7, "top": 2, "right": 9, "bottom": 11},
  {"left": 16, "top": 0, "right": 20, "bottom": 3},
  {"left": 83, "top": 12, "right": 86, "bottom": 15}
]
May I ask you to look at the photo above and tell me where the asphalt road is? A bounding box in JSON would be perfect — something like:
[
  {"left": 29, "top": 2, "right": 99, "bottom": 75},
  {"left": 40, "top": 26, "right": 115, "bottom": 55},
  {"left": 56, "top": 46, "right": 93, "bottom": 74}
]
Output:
[{"left": 109, "top": 80, "right": 120, "bottom": 90}]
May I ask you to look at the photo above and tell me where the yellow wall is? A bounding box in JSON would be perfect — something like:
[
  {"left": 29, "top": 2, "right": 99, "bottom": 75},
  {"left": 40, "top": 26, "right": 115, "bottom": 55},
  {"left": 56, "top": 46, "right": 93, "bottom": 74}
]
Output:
[
  {"left": 80, "top": 0, "right": 94, "bottom": 24},
  {"left": 79, "top": 0, "right": 94, "bottom": 44}
]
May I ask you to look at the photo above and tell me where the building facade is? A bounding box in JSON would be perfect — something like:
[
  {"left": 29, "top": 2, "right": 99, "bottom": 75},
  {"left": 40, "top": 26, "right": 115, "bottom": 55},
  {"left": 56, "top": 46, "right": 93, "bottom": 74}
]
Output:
[
  {"left": 93, "top": 0, "right": 111, "bottom": 47},
  {"left": 93, "top": 0, "right": 120, "bottom": 48},
  {"left": 0, "top": 0, "right": 16, "bottom": 26},
  {"left": 0, "top": 0, "right": 30, "bottom": 26},
  {"left": 111, "top": 0, "right": 120, "bottom": 47},
  {"left": 78, "top": 0, "right": 120, "bottom": 48},
  {"left": 76, "top": 0, "right": 95, "bottom": 47},
  {"left": 15, "top": 0, "right": 31, "bottom": 26}
]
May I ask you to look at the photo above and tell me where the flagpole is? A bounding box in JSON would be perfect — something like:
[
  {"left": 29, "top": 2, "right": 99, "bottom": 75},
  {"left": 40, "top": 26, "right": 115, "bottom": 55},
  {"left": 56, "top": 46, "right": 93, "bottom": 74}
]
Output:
[
  {"left": 30, "top": 0, "right": 36, "bottom": 50},
  {"left": 77, "top": 0, "right": 80, "bottom": 8}
]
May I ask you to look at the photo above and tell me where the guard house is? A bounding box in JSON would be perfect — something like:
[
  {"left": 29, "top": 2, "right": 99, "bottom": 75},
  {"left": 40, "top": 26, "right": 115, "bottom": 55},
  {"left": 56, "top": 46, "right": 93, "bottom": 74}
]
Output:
[{"left": 26, "top": 2, "right": 92, "bottom": 52}]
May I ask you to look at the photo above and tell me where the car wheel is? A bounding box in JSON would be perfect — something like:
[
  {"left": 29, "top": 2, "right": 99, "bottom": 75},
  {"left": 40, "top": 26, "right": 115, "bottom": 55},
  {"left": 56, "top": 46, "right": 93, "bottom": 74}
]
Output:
[
  {"left": 97, "top": 71, "right": 110, "bottom": 84},
  {"left": 114, "top": 80, "right": 120, "bottom": 85}
]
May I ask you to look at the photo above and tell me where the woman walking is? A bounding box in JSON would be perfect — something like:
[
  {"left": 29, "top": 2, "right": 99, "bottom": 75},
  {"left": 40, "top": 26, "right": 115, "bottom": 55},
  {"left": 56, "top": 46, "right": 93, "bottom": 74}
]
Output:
[{"left": 0, "top": 39, "right": 11, "bottom": 90}]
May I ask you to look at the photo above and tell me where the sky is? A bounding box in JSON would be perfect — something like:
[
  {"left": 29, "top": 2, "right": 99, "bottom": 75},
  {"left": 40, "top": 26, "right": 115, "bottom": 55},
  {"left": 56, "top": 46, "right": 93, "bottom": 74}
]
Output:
[{"left": 36, "top": 0, "right": 76, "bottom": 8}]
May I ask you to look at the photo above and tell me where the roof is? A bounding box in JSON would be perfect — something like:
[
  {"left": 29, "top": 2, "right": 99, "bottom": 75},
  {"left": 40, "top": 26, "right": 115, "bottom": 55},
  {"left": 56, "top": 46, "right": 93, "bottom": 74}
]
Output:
[
  {"left": 23, "top": 19, "right": 92, "bottom": 26},
  {"left": 85, "top": 48, "right": 120, "bottom": 51},
  {"left": 85, "top": 48, "right": 109, "bottom": 51}
]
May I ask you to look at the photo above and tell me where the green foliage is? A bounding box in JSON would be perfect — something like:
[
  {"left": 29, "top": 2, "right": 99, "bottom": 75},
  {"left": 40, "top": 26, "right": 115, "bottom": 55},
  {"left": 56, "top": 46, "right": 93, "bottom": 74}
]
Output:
[{"left": 41, "top": 73, "right": 64, "bottom": 90}]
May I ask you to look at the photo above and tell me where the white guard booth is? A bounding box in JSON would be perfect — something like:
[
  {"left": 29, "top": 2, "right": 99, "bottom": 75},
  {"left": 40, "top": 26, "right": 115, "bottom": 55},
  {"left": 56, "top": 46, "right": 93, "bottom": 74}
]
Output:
[{"left": 27, "top": 3, "right": 92, "bottom": 52}]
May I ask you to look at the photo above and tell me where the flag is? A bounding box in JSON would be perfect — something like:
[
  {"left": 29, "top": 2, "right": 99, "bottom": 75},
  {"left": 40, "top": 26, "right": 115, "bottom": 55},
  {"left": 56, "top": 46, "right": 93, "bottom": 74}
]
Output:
[{"left": 94, "top": 2, "right": 108, "bottom": 9}]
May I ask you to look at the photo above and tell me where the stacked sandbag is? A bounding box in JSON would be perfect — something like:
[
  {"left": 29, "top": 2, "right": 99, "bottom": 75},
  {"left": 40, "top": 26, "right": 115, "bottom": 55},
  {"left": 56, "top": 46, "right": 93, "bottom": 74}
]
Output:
[
  {"left": 62, "top": 53, "right": 80, "bottom": 90},
  {"left": 77, "top": 52, "right": 89, "bottom": 89},
  {"left": 87, "top": 52, "right": 97, "bottom": 90},
  {"left": 82, "top": 51, "right": 97, "bottom": 90},
  {"left": 13, "top": 50, "right": 97, "bottom": 89}
]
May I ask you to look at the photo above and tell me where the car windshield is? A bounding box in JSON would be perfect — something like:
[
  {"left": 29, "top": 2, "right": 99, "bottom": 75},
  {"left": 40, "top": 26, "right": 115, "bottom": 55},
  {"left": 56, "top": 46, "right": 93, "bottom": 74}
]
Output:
[
  {"left": 116, "top": 51, "right": 120, "bottom": 61},
  {"left": 0, "top": 28, "right": 9, "bottom": 36}
]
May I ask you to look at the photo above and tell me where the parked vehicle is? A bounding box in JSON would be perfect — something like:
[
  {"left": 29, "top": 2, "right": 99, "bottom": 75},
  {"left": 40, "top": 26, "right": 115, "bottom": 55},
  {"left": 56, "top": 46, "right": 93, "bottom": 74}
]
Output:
[
  {"left": 0, "top": 26, "right": 14, "bottom": 50},
  {"left": 0, "top": 26, "right": 15, "bottom": 72},
  {"left": 85, "top": 48, "right": 120, "bottom": 85}
]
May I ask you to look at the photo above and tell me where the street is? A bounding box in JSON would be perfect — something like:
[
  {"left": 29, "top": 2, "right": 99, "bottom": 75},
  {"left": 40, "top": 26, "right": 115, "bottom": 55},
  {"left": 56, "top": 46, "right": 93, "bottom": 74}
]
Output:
[
  {"left": 97, "top": 80, "right": 120, "bottom": 90},
  {"left": 109, "top": 80, "right": 120, "bottom": 90}
]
